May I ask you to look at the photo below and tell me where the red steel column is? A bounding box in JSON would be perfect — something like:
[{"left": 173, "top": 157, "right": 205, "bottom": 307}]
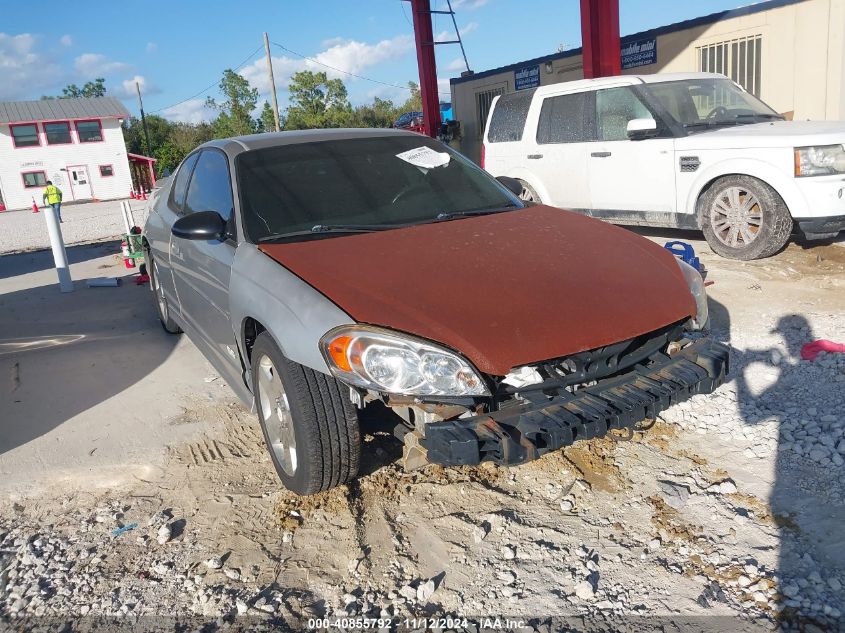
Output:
[
  {"left": 580, "top": 0, "right": 621, "bottom": 78},
  {"left": 410, "top": 0, "right": 442, "bottom": 137}
]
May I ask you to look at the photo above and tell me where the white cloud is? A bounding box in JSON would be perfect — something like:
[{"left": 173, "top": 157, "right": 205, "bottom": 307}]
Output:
[
  {"left": 450, "top": 0, "right": 489, "bottom": 9},
  {"left": 0, "top": 32, "right": 62, "bottom": 99},
  {"left": 146, "top": 42, "right": 157, "bottom": 54},
  {"left": 74, "top": 53, "right": 129, "bottom": 77},
  {"left": 112, "top": 74, "right": 161, "bottom": 99},
  {"left": 239, "top": 35, "right": 414, "bottom": 94},
  {"left": 435, "top": 21, "right": 478, "bottom": 42},
  {"left": 446, "top": 57, "right": 468, "bottom": 72},
  {"left": 438, "top": 78, "right": 452, "bottom": 100},
  {"left": 161, "top": 98, "right": 214, "bottom": 124},
  {"left": 60, "top": 34, "right": 73, "bottom": 47}
]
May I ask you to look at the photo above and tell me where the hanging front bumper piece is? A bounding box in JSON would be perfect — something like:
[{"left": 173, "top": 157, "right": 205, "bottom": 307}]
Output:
[{"left": 416, "top": 337, "right": 730, "bottom": 467}]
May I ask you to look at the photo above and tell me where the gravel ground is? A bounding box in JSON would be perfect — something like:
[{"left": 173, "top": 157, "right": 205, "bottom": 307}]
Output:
[
  {"left": 0, "top": 199, "right": 149, "bottom": 255},
  {"left": 0, "top": 237, "right": 843, "bottom": 632}
]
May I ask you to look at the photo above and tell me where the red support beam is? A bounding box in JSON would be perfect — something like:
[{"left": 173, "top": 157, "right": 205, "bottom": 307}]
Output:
[
  {"left": 580, "top": 0, "right": 621, "bottom": 79},
  {"left": 409, "top": 0, "right": 442, "bottom": 138}
]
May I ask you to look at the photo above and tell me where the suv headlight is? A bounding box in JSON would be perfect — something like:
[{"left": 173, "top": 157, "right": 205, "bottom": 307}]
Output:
[
  {"left": 675, "top": 259, "right": 709, "bottom": 330},
  {"left": 794, "top": 145, "right": 845, "bottom": 177},
  {"left": 319, "top": 325, "right": 490, "bottom": 396}
]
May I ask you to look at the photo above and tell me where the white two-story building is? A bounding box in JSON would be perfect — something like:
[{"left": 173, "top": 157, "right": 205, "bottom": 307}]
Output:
[{"left": 0, "top": 97, "right": 134, "bottom": 211}]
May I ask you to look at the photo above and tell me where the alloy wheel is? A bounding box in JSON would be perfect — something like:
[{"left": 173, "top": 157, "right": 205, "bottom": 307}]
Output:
[
  {"left": 709, "top": 186, "right": 763, "bottom": 248},
  {"left": 257, "top": 354, "right": 297, "bottom": 476}
]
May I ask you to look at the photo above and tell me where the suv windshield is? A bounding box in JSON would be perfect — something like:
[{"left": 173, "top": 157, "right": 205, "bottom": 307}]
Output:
[
  {"left": 642, "top": 78, "right": 782, "bottom": 132},
  {"left": 238, "top": 135, "right": 520, "bottom": 243}
]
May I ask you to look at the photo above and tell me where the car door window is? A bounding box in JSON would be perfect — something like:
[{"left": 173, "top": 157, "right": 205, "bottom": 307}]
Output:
[
  {"left": 595, "top": 87, "right": 652, "bottom": 141},
  {"left": 169, "top": 152, "right": 200, "bottom": 213},
  {"left": 184, "top": 150, "right": 235, "bottom": 224},
  {"left": 536, "top": 92, "right": 593, "bottom": 144}
]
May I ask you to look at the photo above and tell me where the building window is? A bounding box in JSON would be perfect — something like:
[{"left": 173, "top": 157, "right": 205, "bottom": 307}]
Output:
[
  {"left": 475, "top": 87, "right": 505, "bottom": 139},
  {"left": 75, "top": 119, "right": 103, "bottom": 143},
  {"left": 44, "top": 121, "right": 72, "bottom": 145},
  {"left": 697, "top": 35, "right": 762, "bottom": 97},
  {"left": 10, "top": 123, "right": 40, "bottom": 148},
  {"left": 22, "top": 171, "right": 47, "bottom": 188},
  {"left": 99, "top": 165, "right": 114, "bottom": 177}
]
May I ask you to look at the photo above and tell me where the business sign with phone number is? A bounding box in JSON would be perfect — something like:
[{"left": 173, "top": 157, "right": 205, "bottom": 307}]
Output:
[{"left": 621, "top": 37, "right": 657, "bottom": 69}]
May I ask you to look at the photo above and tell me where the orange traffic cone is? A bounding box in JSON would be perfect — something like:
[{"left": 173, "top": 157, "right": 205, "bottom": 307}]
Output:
[
  {"left": 129, "top": 189, "right": 137, "bottom": 199},
  {"left": 31, "top": 198, "right": 39, "bottom": 213},
  {"left": 140, "top": 190, "right": 148, "bottom": 201}
]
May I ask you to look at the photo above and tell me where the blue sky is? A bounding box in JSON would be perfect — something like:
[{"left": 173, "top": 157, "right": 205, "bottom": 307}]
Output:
[{"left": 1, "top": 0, "right": 753, "bottom": 122}]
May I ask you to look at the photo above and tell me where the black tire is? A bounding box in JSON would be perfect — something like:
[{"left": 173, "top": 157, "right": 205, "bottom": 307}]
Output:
[
  {"left": 517, "top": 180, "right": 541, "bottom": 204},
  {"left": 700, "top": 175, "right": 793, "bottom": 260},
  {"left": 251, "top": 332, "right": 360, "bottom": 495},
  {"left": 148, "top": 254, "right": 181, "bottom": 334}
]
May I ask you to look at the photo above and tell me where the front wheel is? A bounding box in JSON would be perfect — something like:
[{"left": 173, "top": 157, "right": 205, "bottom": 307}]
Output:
[
  {"left": 700, "top": 175, "right": 792, "bottom": 260},
  {"left": 517, "top": 180, "right": 541, "bottom": 204},
  {"left": 251, "top": 332, "right": 361, "bottom": 495}
]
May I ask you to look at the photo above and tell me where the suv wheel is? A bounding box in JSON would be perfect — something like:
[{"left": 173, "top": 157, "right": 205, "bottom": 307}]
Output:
[
  {"left": 251, "top": 332, "right": 361, "bottom": 495},
  {"left": 149, "top": 255, "right": 182, "bottom": 334},
  {"left": 700, "top": 175, "right": 792, "bottom": 260},
  {"left": 518, "top": 180, "right": 541, "bottom": 204}
]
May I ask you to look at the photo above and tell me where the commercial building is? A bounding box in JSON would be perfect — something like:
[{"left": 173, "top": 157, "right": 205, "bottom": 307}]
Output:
[
  {"left": 450, "top": 0, "right": 845, "bottom": 163},
  {"left": 0, "top": 97, "right": 139, "bottom": 210}
]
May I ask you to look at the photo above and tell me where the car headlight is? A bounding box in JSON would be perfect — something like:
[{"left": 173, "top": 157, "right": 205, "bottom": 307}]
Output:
[
  {"left": 319, "top": 325, "right": 490, "bottom": 396},
  {"left": 675, "top": 259, "right": 709, "bottom": 330},
  {"left": 794, "top": 145, "right": 845, "bottom": 177}
]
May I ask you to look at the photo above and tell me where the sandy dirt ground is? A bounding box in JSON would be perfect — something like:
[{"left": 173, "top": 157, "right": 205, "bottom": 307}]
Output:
[{"left": 0, "top": 231, "right": 844, "bottom": 631}]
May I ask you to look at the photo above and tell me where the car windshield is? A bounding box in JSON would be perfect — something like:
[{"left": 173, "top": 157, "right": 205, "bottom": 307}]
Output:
[
  {"left": 237, "top": 135, "right": 520, "bottom": 242},
  {"left": 642, "top": 78, "right": 782, "bottom": 132}
]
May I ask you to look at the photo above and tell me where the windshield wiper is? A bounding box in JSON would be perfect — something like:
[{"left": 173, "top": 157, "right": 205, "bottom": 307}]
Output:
[
  {"left": 257, "top": 223, "right": 410, "bottom": 243},
  {"left": 685, "top": 113, "right": 784, "bottom": 130},
  {"left": 733, "top": 113, "right": 784, "bottom": 121},
  {"left": 435, "top": 203, "right": 520, "bottom": 221}
]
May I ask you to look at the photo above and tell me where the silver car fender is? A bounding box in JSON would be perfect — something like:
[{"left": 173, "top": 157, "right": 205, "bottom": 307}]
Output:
[{"left": 229, "top": 243, "right": 356, "bottom": 389}]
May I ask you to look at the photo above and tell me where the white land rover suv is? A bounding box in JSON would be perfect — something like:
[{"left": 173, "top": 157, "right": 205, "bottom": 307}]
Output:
[{"left": 482, "top": 72, "right": 845, "bottom": 260}]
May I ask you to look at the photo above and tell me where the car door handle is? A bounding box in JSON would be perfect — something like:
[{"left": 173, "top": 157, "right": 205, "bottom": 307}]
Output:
[
  {"left": 527, "top": 154, "right": 543, "bottom": 159},
  {"left": 590, "top": 151, "right": 612, "bottom": 158}
]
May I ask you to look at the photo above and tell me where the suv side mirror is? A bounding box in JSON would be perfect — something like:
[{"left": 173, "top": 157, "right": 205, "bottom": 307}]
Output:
[
  {"left": 627, "top": 118, "right": 658, "bottom": 140},
  {"left": 171, "top": 211, "right": 226, "bottom": 241},
  {"left": 496, "top": 176, "right": 524, "bottom": 197}
]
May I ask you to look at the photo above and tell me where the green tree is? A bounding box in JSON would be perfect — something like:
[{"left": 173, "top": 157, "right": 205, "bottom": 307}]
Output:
[
  {"left": 258, "top": 101, "right": 278, "bottom": 132},
  {"left": 398, "top": 81, "right": 422, "bottom": 113},
  {"left": 122, "top": 114, "right": 174, "bottom": 156},
  {"left": 42, "top": 78, "right": 107, "bottom": 100},
  {"left": 206, "top": 69, "right": 259, "bottom": 137},
  {"left": 284, "top": 71, "right": 352, "bottom": 130},
  {"left": 348, "top": 96, "right": 397, "bottom": 128}
]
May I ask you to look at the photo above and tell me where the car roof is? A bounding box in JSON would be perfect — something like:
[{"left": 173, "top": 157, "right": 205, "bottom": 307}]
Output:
[
  {"left": 526, "top": 71, "right": 728, "bottom": 96},
  {"left": 202, "top": 127, "right": 421, "bottom": 154}
]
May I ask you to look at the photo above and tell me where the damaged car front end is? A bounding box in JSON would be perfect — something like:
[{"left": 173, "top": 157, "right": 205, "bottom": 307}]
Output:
[{"left": 317, "top": 260, "right": 728, "bottom": 471}]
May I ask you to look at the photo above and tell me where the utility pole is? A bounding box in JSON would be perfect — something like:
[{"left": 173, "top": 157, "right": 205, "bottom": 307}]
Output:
[
  {"left": 135, "top": 81, "right": 153, "bottom": 157},
  {"left": 263, "top": 32, "right": 281, "bottom": 132}
]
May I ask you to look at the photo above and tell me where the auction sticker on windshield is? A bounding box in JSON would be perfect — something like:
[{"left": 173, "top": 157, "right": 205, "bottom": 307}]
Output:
[{"left": 396, "top": 146, "right": 451, "bottom": 170}]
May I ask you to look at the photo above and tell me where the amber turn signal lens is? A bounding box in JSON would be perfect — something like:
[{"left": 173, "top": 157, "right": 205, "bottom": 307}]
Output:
[{"left": 327, "top": 335, "right": 353, "bottom": 372}]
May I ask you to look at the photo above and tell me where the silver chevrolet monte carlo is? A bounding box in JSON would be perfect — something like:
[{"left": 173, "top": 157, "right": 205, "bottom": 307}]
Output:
[{"left": 143, "top": 129, "right": 729, "bottom": 496}]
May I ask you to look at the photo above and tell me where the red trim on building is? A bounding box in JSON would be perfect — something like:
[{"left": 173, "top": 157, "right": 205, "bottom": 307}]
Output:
[
  {"left": 9, "top": 122, "right": 42, "bottom": 149},
  {"left": 74, "top": 119, "right": 104, "bottom": 143},
  {"left": 42, "top": 120, "right": 74, "bottom": 145},
  {"left": 99, "top": 164, "right": 114, "bottom": 177},
  {"left": 21, "top": 170, "right": 47, "bottom": 188}
]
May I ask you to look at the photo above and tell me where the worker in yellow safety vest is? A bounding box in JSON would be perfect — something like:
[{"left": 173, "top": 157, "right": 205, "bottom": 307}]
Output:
[{"left": 42, "top": 181, "right": 63, "bottom": 223}]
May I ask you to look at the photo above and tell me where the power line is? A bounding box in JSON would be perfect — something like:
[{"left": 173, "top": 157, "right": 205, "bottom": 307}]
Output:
[
  {"left": 270, "top": 40, "right": 451, "bottom": 96},
  {"left": 149, "top": 46, "right": 263, "bottom": 115}
]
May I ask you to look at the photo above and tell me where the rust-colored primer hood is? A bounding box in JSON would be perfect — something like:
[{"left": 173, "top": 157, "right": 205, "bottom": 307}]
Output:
[{"left": 259, "top": 206, "right": 696, "bottom": 376}]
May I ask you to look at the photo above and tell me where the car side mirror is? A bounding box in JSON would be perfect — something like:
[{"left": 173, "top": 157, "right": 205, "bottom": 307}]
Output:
[
  {"left": 627, "top": 117, "right": 658, "bottom": 140},
  {"left": 496, "top": 176, "right": 524, "bottom": 197},
  {"left": 171, "top": 211, "right": 226, "bottom": 241}
]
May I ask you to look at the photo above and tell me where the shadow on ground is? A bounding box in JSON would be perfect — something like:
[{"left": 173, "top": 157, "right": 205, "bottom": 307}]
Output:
[
  {"left": 0, "top": 243, "right": 178, "bottom": 456},
  {"left": 0, "top": 240, "right": 121, "bottom": 280}
]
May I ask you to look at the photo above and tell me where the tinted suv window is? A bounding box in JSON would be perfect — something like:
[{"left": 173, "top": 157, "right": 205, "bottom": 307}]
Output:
[
  {"left": 595, "top": 87, "right": 652, "bottom": 141},
  {"left": 536, "top": 92, "right": 591, "bottom": 144},
  {"left": 170, "top": 152, "right": 199, "bottom": 212},
  {"left": 487, "top": 89, "right": 534, "bottom": 142},
  {"left": 184, "top": 150, "right": 234, "bottom": 221}
]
